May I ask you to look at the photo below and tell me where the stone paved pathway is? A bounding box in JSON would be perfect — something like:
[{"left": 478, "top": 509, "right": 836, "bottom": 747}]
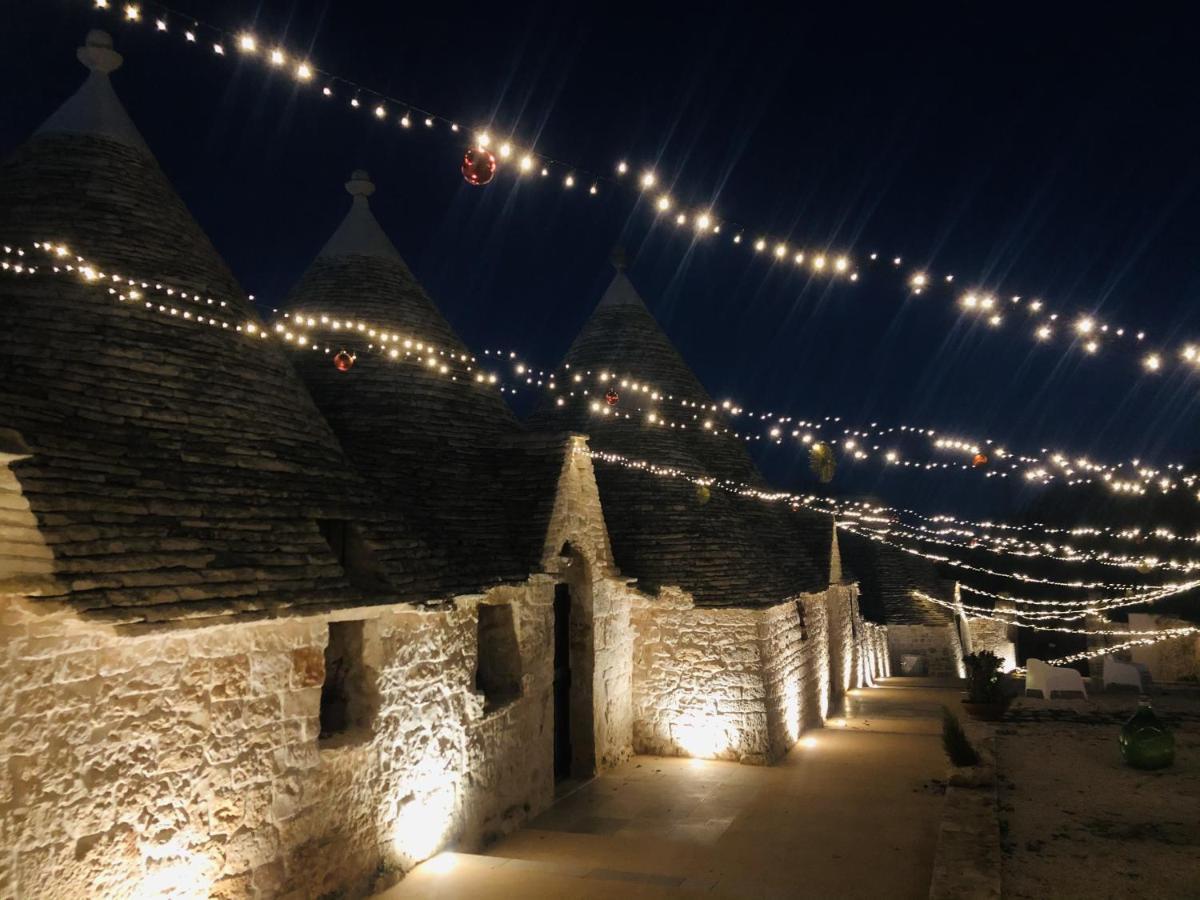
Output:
[{"left": 378, "top": 677, "right": 962, "bottom": 899}]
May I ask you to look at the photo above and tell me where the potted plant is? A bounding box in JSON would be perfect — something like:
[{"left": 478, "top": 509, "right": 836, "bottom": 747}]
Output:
[{"left": 961, "top": 650, "right": 1006, "bottom": 720}]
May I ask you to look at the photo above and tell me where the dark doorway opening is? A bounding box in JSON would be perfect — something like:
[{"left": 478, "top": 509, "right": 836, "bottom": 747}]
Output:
[{"left": 553, "top": 583, "right": 573, "bottom": 781}]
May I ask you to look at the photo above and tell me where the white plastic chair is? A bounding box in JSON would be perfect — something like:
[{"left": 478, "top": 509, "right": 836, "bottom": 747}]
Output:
[
  {"left": 1102, "top": 654, "right": 1143, "bottom": 691},
  {"left": 1025, "top": 658, "right": 1088, "bottom": 699}
]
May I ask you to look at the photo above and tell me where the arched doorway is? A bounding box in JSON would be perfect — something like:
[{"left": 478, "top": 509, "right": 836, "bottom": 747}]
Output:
[{"left": 552, "top": 543, "right": 597, "bottom": 783}]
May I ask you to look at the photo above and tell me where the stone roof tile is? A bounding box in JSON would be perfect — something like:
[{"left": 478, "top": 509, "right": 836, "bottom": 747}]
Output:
[
  {"left": 0, "top": 33, "right": 420, "bottom": 621},
  {"left": 529, "top": 267, "right": 833, "bottom": 606}
]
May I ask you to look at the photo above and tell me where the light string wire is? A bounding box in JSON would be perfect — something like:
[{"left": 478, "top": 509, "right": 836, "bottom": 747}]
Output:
[
  {"left": 833, "top": 520, "right": 1198, "bottom": 595},
  {"left": 7, "top": 240, "right": 1200, "bottom": 593},
  {"left": 481, "top": 348, "right": 1199, "bottom": 492},
  {"left": 91, "top": 1, "right": 1200, "bottom": 382},
  {"left": 913, "top": 590, "right": 1200, "bottom": 634},
  {"left": 839, "top": 513, "right": 1200, "bottom": 575},
  {"left": 1037, "top": 632, "right": 1200, "bottom": 668},
  {"left": 15, "top": 234, "right": 1197, "bottom": 501}
]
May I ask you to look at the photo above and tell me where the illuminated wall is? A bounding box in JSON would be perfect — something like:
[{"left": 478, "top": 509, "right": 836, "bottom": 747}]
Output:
[
  {"left": 0, "top": 436, "right": 632, "bottom": 899},
  {"left": 629, "top": 585, "right": 881, "bottom": 764},
  {"left": 0, "top": 589, "right": 562, "bottom": 898},
  {"left": 887, "top": 623, "right": 966, "bottom": 678}
]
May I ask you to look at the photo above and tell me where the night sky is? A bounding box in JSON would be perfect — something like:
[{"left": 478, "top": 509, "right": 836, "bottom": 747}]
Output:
[{"left": 4, "top": 1, "right": 1199, "bottom": 519}]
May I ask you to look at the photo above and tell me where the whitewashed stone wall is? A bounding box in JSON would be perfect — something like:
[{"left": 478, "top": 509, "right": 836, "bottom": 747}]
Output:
[
  {"left": 0, "top": 586, "right": 563, "bottom": 899},
  {"left": 541, "top": 437, "right": 634, "bottom": 772},
  {"left": 1129, "top": 614, "right": 1200, "bottom": 682},
  {"left": 887, "top": 623, "right": 965, "bottom": 678},
  {"left": 631, "top": 589, "right": 769, "bottom": 762},
  {"left": 966, "top": 617, "right": 1018, "bottom": 672},
  {"left": 0, "top": 435, "right": 635, "bottom": 899},
  {"left": 630, "top": 585, "right": 881, "bottom": 764}
]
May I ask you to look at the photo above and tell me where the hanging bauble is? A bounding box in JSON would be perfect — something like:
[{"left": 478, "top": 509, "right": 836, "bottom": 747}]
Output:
[
  {"left": 809, "top": 442, "right": 836, "bottom": 484},
  {"left": 604, "top": 388, "right": 619, "bottom": 407},
  {"left": 972, "top": 452, "right": 989, "bottom": 468},
  {"left": 462, "top": 147, "right": 497, "bottom": 186},
  {"left": 333, "top": 350, "right": 356, "bottom": 372},
  {"left": 1119, "top": 696, "right": 1174, "bottom": 770}
]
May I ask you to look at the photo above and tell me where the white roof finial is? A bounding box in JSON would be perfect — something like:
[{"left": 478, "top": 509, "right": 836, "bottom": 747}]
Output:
[
  {"left": 78, "top": 30, "right": 123, "bottom": 75},
  {"left": 345, "top": 170, "right": 376, "bottom": 198},
  {"left": 317, "top": 171, "right": 402, "bottom": 261},
  {"left": 35, "top": 30, "right": 149, "bottom": 153}
]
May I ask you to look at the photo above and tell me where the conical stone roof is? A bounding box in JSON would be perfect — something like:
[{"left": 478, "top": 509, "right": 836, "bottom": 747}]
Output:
[
  {"left": 838, "top": 530, "right": 955, "bottom": 625},
  {"left": 531, "top": 264, "right": 835, "bottom": 606},
  {"left": 280, "top": 173, "right": 566, "bottom": 595},
  {"left": 0, "top": 32, "right": 414, "bottom": 621}
]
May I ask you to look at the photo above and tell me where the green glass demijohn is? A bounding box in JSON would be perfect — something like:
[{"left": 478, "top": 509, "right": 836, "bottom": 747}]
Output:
[{"left": 1119, "top": 695, "right": 1174, "bottom": 770}]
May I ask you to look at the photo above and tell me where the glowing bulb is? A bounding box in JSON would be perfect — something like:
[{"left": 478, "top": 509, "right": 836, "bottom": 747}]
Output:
[
  {"left": 657, "top": 195, "right": 671, "bottom": 211},
  {"left": 185, "top": 30, "right": 195, "bottom": 42},
  {"left": 375, "top": 105, "right": 386, "bottom": 118},
  {"left": 270, "top": 48, "right": 286, "bottom": 66},
  {"left": 295, "top": 63, "right": 312, "bottom": 81},
  {"left": 988, "top": 314, "right": 1002, "bottom": 327},
  {"left": 350, "top": 98, "right": 360, "bottom": 108},
  {"left": 520, "top": 155, "right": 534, "bottom": 172},
  {"left": 213, "top": 43, "right": 225, "bottom": 55},
  {"left": 774, "top": 243, "right": 787, "bottom": 258},
  {"left": 754, "top": 239, "right": 766, "bottom": 252},
  {"left": 1084, "top": 340, "right": 1099, "bottom": 354},
  {"left": 696, "top": 213, "right": 711, "bottom": 230},
  {"left": 498, "top": 142, "right": 511, "bottom": 158},
  {"left": 911, "top": 272, "right": 927, "bottom": 288},
  {"left": 813, "top": 255, "right": 826, "bottom": 270},
  {"left": 425, "top": 117, "right": 434, "bottom": 127},
  {"left": 589, "top": 184, "right": 598, "bottom": 195},
  {"left": 564, "top": 174, "right": 575, "bottom": 188},
  {"left": 617, "top": 161, "right": 628, "bottom": 174},
  {"left": 835, "top": 256, "right": 849, "bottom": 272},
  {"left": 476, "top": 132, "right": 491, "bottom": 148},
  {"left": 1143, "top": 353, "right": 1161, "bottom": 372},
  {"left": 1076, "top": 316, "right": 1094, "bottom": 334},
  {"left": 238, "top": 34, "right": 257, "bottom": 52},
  {"left": 94, "top": 0, "right": 108, "bottom": 7},
  {"left": 322, "top": 86, "right": 333, "bottom": 97},
  {"left": 155, "top": 18, "right": 167, "bottom": 31},
  {"left": 124, "top": 4, "right": 140, "bottom": 21},
  {"left": 400, "top": 114, "right": 411, "bottom": 127},
  {"left": 1036, "top": 325, "right": 1052, "bottom": 341},
  {"left": 641, "top": 172, "right": 657, "bottom": 189}
]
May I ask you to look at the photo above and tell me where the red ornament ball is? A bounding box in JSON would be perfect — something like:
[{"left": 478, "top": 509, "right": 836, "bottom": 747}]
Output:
[
  {"left": 604, "top": 388, "right": 619, "bottom": 407},
  {"left": 972, "top": 452, "right": 988, "bottom": 468},
  {"left": 462, "top": 147, "right": 497, "bottom": 186},
  {"left": 333, "top": 350, "right": 356, "bottom": 372}
]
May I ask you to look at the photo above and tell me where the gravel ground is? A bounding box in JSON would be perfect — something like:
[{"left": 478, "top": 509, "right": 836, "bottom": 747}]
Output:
[{"left": 997, "top": 689, "right": 1200, "bottom": 899}]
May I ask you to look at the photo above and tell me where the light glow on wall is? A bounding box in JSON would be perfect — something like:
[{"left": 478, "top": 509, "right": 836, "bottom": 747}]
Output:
[{"left": 670, "top": 714, "right": 731, "bottom": 758}]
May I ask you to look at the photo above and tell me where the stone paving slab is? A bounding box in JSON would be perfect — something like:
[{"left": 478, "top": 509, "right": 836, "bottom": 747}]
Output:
[{"left": 379, "top": 678, "right": 961, "bottom": 899}]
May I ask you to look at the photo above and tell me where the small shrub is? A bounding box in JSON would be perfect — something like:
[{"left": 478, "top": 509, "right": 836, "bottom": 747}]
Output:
[
  {"left": 942, "top": 706, "right": 981, "bottom": 767},
  {"left": 963, "top": 651, "right": 1004, "bottom": 704}
]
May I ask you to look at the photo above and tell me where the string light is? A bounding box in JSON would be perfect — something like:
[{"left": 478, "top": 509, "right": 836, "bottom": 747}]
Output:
[
  {"left": 1039, "top": 631, "right": 1200, "bottom": 668},
  {"left": 913, "top": 590, "right": 1199, "bottom": 633},
  {"left": 14, "top": 223, "right": 1197, "bottom": 503},
  {"left": 10, "top": 245, "right": 1200, "bottom": 633}
]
